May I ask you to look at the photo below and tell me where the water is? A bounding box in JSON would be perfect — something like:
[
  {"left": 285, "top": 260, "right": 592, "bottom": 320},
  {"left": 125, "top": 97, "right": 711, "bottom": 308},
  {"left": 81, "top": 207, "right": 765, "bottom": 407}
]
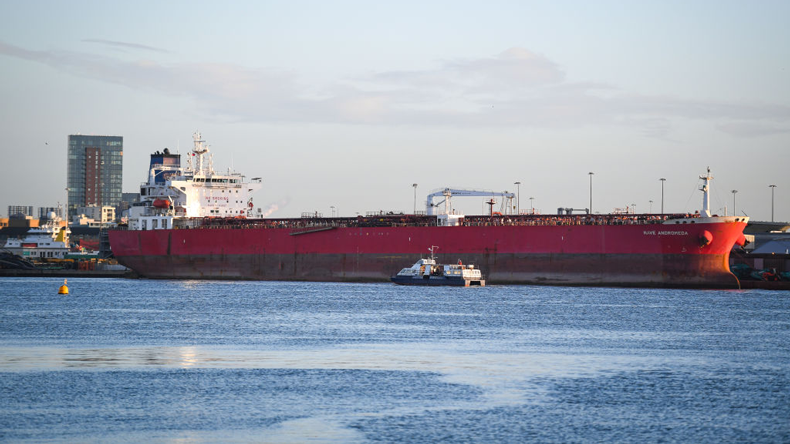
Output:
[{"left": 1, "top": 278, "right": 788, "bottom": 443}]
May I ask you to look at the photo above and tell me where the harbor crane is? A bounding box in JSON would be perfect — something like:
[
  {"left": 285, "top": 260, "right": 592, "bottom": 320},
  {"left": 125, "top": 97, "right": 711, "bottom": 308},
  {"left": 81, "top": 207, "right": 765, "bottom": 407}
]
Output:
[{"left": 426, "top": 188, "right": 516, "bottom": 216}]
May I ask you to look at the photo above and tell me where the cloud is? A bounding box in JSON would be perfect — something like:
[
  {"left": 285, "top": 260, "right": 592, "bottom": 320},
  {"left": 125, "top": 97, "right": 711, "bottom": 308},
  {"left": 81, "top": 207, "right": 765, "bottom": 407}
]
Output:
[
  {"left": 445, "top": 47, "right": 566, "bottom": 90},
  {"left": 0, "top": 41, "right": 298, "bottom": 121},
  {"left": 717, "top": 122, "right": 790, "bottom": 138},
  {"left": 1, "top": 40, "right": 788, "bottom": 137},
  {"left": 82, "top": 39, "right": 170, "bottom": 54},
  {"left": 371, "top": 48, "right": 565, "bottom": 93}
]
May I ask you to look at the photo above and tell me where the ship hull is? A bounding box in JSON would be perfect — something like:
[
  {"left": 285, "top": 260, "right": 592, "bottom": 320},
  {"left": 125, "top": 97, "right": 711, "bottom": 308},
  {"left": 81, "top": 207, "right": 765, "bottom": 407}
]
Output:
[{"left": 109, "top": 218, "right": 748, "bottom": 288}]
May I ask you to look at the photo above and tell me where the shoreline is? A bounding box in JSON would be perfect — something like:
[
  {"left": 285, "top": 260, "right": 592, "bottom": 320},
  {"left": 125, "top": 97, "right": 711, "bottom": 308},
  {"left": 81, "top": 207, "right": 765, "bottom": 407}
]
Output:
[{"left": 0, "top": 269, "right": 137, "bottom": 278}]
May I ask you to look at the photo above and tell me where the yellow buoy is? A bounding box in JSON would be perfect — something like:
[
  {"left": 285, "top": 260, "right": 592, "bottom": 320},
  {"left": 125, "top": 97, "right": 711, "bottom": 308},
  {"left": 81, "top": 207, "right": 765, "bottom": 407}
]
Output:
[{"left": 58, "top": 279, "right": 69, "bottom": 295}]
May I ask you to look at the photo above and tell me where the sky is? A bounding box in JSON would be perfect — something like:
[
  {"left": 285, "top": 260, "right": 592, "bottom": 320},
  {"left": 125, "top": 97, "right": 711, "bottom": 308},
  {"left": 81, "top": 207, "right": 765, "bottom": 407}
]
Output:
[{"left": 1, "top": 0, "right": 788, "bottom": 221}]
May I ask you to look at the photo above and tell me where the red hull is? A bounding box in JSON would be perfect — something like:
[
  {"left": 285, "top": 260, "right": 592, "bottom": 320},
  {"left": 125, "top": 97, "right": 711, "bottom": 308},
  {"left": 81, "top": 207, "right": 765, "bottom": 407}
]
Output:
[{"left": 109, "top": 218, "right": 748, "bottom": 288}]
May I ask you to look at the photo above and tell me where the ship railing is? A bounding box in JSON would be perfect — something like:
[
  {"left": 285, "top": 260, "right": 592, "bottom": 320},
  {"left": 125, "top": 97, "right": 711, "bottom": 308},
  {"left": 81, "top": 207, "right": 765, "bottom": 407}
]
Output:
[
  {"left": 460, "top": 213, "right": 695, "bottom": 227},
  {"left": 138, "top": 212, "right": 700, "bottom": 231},
  {"left": 365, "top": 210, "right": 406, "bottom": 217}
]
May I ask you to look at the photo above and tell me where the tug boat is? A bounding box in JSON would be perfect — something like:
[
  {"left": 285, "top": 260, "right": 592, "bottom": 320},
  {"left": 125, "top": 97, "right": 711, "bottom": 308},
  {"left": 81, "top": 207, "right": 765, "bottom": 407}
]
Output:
[{"left": 391, "top": 246, "right": 486, "bottom": 286}]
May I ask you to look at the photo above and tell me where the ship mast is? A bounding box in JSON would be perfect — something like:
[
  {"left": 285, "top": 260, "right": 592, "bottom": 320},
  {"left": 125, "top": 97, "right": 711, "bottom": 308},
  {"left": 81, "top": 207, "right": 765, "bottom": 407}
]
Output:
[
  {"left": 699, "top": 167, "right": 713, "bottom": 217},
  {"left": 191, "top": 131, "right": 212, "bottom": 176}
]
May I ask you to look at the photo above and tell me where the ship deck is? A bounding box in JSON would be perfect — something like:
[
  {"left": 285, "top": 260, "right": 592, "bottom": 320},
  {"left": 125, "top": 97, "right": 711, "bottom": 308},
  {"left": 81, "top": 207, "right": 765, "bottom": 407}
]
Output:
[{"left": 114, "top": 212, "right": 713, "bottom": 232}]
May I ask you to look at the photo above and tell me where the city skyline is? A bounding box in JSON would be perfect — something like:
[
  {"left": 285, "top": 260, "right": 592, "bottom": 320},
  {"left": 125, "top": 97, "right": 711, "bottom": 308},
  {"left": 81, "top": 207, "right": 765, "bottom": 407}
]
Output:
[{"left": 1, "top": 1, "right": 788, "bottom": 221}]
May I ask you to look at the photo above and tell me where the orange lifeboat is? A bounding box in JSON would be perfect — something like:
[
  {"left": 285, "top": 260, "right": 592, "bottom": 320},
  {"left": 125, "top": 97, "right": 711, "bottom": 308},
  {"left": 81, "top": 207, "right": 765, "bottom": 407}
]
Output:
[{"left": 153, "top": 199, "right": 169, "bottom": 209}]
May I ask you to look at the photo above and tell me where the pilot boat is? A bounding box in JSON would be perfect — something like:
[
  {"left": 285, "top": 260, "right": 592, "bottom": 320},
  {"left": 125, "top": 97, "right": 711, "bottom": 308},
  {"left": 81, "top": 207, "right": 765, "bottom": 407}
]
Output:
[{"left": 391, "top": 246, "right": 485, "bottom": 286}]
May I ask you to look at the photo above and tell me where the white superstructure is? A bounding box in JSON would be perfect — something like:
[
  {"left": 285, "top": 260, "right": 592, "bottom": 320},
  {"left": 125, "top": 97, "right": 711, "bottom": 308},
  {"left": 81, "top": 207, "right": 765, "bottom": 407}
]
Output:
[
  {"left": 127, "top": 132, "right": 262, "bottom": 230},
  {"left": 3, "top": 215, "right": 70, "bottom": 259}
]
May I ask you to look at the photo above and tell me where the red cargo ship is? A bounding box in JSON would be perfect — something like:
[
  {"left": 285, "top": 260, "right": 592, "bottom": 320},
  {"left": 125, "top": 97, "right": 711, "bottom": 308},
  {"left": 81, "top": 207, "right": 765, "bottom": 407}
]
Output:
[{"left": 109, "top": 133, "right": 749, "bottom": 288}]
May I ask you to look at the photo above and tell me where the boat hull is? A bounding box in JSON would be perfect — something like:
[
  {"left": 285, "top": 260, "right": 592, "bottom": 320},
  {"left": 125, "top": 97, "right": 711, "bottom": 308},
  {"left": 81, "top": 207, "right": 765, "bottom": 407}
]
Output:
[
  {"left": 108, "top": 218, "right": 748, "bottom": 288},
  {"left": 390, "top": 275, "right": 485, "bottom": 286}
]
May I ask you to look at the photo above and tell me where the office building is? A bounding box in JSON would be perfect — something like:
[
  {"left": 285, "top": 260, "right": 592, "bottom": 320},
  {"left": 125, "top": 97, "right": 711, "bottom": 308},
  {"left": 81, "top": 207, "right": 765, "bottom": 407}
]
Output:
[
  {"left": 8, "top": 205, "right": 33, "bottom": 218},
  {"left": 75, "top": 205, "right": 116, "bottom": 225},
  {"left": 67, "top": 135, "right": 123, "bottom": 220}
]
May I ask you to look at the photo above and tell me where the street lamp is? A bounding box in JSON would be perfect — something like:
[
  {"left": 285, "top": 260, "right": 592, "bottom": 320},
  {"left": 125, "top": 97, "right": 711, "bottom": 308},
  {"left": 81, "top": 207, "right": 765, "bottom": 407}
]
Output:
[
  {"left": 649, "top": 200, "right": 653, "bottom": 213},
  {"left": 64, "top": 187, "right": 70, "bottom": 221},
  {"left": 530, "top": 197, "right": 534, "bottom": 214},
  {"left": 731, "top": 190, "right": 738, "bottom": 217},
  {"left": 514, "top": 181, "right": 521, "bottom": 214},
  {"left": 412, "top": 183, "right": 418, "bottom": 214},
  {"left": 660, "top": 178, "right": 666, "bottom": 214},
  {"left": 588, "top": 172, "right": 594, "bottom": 214},
  {"left": 770, "top": 184, "right": 777, "bottom": 222},
  {"left": 330, "top": 206, "right": 336, "bottom": 218}
]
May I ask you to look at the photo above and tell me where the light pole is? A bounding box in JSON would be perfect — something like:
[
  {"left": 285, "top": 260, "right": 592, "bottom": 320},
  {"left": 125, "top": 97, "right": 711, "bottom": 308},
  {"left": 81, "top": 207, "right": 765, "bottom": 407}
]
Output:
[
  {"left": 770, "top": 184, "right": 777, "bottom": 222},
  {"left": 649, "top": 200, "right": 653, "bottom": 213},
  {"left": 530, "top": 197, "right": 534, "bottom": 214},
  {"left": 660, "top": 178, "right": 666, "bottom": 214},
  {"left": 731, "top": 190, "right": 737, "bottom": 217},
  {"left": 64, "top": 187, "right": 70, "bottom": 221},
  {"left": 412, "top": 183, "right": 418, "bottom": 214},
  {"left": 330, "top": 206, "right": 336, "bottom": 218},
  {"left": 588, "top": 172, "right": 594, "bottom": 214},
  {"left": 514, "top": 181, "right": 521, "bottom": 214}
]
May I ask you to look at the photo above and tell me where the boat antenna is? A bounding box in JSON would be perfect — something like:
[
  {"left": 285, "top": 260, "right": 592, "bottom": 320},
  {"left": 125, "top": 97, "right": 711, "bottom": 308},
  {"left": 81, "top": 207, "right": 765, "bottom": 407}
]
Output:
[{"left": 429, "top": 245, "right": 439, "bottom": 260}]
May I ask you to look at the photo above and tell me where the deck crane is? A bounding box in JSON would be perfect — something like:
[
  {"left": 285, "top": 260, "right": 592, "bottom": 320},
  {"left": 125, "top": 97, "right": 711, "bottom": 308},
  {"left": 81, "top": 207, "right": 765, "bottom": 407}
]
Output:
[{"left": 426, "top": 188, "right": 516, "bottom": 216}]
